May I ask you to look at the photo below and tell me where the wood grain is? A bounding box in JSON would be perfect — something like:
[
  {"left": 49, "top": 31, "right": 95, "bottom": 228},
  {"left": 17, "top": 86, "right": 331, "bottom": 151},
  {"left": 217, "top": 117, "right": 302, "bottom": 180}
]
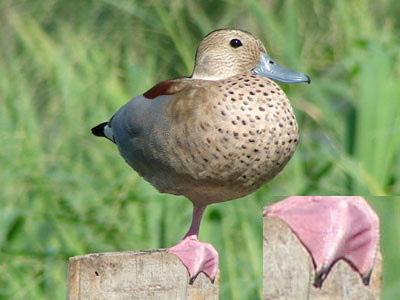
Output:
[{"left": 67, "top": 249, "right": 219, "bottom": 300}]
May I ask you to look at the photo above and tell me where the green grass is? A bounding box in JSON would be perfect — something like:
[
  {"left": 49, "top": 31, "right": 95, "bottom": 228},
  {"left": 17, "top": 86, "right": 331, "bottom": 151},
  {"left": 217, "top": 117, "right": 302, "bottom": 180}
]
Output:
[
  {"left": 1, "top": 0, "right": 400, "bottom": 299},
  {"left": 368, "top": 197, "right": 400, "bottom": 300}
]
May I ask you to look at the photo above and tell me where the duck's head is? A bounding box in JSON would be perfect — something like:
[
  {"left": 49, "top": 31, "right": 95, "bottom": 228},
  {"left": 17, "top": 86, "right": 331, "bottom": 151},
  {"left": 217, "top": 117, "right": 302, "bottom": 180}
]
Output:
[{"left": 191, "top": 29, "right": 310, "bottom": 84}]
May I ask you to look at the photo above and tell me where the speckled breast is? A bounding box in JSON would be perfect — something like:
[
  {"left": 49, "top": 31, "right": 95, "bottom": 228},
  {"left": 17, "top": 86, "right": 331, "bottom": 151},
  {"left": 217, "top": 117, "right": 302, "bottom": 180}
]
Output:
[{"left": 166, "top": 73, "right": 299, "bottom": 194}]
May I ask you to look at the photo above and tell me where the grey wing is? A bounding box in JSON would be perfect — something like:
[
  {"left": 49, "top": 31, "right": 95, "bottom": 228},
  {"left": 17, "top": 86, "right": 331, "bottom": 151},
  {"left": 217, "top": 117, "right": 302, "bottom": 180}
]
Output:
[{"left": 109, "top": 94, "right": 173, "bottom": 172}]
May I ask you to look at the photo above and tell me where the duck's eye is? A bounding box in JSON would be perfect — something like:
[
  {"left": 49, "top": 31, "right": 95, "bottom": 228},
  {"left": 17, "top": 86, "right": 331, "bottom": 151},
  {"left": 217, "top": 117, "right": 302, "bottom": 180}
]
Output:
[{"left": 230, "top": 39, "right": 243, "bottom": 48}]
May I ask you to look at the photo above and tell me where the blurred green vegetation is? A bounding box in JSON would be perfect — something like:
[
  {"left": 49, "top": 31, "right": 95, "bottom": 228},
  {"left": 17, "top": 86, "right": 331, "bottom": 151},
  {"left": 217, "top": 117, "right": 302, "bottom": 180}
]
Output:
[{"left": 1, "top": 0, "right": 399, "bottom": 299}]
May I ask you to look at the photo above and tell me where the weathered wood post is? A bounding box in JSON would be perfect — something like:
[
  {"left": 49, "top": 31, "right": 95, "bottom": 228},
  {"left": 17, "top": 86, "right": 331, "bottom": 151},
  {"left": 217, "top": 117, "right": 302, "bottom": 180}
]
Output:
[
  {"left": 263, "top": 215, "right": 382, "bottom": 300},
  {"left": 66, "top": 249, "right": 219, "bottom": 300}
]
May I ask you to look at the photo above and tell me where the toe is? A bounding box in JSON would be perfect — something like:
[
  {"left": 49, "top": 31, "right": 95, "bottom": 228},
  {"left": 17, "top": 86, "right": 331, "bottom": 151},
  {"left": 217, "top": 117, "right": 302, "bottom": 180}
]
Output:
[{"left": 169, "top": 237, "right": 219, "bottom": 284}]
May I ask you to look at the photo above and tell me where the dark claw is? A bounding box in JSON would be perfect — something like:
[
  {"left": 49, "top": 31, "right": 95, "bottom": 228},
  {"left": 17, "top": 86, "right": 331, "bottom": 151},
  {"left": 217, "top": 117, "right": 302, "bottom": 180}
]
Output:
[
  {"left": 189, "top": 272, "right": 215, "bottom": 285},
  {"left": 313, "top": 265, "right": 332, "bottom": 288},
  {"left": 362, "top": 269, "right": 373, "bottom": 286},
  {"left": 189, "top": 273, "right": 199, "bottom": 285},
  {"left": 189, "top": 276, "right": 196, "bottom": 285}
]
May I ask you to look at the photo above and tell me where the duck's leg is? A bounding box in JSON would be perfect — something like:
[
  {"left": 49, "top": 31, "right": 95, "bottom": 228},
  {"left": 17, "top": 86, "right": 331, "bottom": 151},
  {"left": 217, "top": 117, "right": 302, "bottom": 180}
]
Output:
[
  {"left": 168, "top": 205, "right": 219, "bottom": 284},
  {"left": 264, "top": 196, "right": 380, "bottom": 287}
]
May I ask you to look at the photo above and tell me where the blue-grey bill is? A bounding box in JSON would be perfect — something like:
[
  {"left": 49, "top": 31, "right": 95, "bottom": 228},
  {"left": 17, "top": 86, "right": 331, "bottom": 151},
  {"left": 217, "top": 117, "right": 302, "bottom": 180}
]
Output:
[{"left": 252, "top": 53, "right": 310, "bottom": 84}]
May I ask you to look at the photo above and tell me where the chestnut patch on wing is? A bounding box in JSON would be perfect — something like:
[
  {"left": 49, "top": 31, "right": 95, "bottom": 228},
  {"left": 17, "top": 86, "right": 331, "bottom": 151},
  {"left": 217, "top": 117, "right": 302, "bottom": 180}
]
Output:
[{"left": 143, "top": 80, "right": 182, "bottom": 99}]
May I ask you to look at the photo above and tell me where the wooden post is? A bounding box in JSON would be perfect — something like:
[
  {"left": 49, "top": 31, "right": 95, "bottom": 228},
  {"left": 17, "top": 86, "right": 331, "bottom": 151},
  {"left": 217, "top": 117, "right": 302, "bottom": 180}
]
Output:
[
  {"left": 66, "top": 249, "right": 219, "bottom": 300},
  {"left": 263, "top": 215, "right": 382, "bottom": 300}
]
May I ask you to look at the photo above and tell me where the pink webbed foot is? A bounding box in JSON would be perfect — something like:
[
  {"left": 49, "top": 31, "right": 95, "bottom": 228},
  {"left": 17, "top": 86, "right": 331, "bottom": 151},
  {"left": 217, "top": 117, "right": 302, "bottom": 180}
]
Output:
[
  {"left": 265, "top": 196, "right": 380, "bottom": 287},
  {"left": 169, "top": 235, "right": 219, "bottom": 284},
  {"left": 168, "top": 205, "right": 218, "bottom": 284}
]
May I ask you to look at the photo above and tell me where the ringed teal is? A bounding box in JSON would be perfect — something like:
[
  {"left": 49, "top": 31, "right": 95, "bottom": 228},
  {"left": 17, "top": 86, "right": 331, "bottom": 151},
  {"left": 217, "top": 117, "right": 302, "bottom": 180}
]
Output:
[{"left": 92, "top": 29, "right": 310, "bottom": 283}]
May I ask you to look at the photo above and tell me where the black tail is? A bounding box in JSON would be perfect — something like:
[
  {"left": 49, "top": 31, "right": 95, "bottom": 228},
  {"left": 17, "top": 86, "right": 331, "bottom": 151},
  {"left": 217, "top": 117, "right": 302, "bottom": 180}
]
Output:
[{"left": 91, "top": 122, "right": 108, "bottom": 137}]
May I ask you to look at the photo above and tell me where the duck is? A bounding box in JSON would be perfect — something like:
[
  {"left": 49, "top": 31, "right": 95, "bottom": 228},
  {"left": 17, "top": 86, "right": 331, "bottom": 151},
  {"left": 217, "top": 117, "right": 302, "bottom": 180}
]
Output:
[{"left": 92, "top": 29, "right": 310, "bottom": 283}]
